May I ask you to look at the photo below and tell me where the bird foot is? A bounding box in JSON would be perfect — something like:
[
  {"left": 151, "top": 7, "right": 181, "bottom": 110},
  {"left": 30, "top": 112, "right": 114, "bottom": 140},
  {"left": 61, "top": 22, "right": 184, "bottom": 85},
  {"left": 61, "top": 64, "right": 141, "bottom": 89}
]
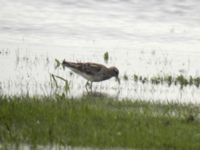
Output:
[{"left": 85, "top": 81, "right": 93, "bottom": 93}]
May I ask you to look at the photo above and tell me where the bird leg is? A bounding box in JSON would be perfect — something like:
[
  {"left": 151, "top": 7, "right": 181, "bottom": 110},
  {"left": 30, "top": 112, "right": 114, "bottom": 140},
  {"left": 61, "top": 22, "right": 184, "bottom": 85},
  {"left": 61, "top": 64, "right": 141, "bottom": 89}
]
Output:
[
  {"left": 85, "top": 81, "right": 90, "bottom": 93},
  {"left": 90, "top": 82, "right": 93, "bottom": 92},
  {"left": 85, "top": 81, "right": 93, "bottom": 93}
]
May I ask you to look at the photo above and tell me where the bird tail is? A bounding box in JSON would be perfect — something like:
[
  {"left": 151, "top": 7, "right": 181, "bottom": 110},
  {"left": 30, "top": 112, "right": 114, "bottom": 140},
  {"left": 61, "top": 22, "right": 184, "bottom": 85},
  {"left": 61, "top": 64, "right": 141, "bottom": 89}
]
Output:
[
  {"left": 62, "top": 60, "right": 80, "bottom": 69},
  {"left": 62, "top": 60, "right": 72, "bottom": 67}
]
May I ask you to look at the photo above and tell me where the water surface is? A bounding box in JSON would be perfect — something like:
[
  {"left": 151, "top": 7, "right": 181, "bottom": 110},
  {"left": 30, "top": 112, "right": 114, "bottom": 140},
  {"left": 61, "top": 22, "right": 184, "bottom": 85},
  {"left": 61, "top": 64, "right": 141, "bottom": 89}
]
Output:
[{"left": 1, "top": 0, "right": 200, "bottom": 103}]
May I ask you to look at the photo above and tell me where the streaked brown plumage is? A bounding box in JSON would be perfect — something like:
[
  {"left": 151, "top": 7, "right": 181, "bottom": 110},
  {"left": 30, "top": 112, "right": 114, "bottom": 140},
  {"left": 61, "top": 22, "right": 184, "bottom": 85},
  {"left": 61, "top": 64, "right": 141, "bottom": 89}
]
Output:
[{"left": 62, "top": 60, "right": 120, "bottom": 91}]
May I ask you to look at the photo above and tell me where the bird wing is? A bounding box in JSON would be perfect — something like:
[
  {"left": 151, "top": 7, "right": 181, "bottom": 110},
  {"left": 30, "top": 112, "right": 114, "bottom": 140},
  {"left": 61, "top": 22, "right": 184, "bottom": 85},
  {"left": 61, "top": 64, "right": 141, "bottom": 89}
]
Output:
[
  {"left": 62, "top": 61, "right": 105, "bottom": 76},
  {"left": 79, "top": 63, "right": 104, "bottom": 76}
]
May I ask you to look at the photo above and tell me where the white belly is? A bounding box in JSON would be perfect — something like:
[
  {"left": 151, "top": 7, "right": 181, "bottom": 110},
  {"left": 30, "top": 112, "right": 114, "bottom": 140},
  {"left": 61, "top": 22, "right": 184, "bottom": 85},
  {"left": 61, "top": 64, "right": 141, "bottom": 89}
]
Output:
[{"left": 71, "top": 68, "right": 102, "bottom": 82}]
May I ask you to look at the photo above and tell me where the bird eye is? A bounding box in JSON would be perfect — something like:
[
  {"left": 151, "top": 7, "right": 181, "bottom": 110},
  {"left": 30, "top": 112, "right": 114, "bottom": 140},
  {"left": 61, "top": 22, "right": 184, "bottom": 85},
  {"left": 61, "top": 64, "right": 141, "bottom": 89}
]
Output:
[{"left": 113, "top": 68, "right": 119, "bottom": 75}]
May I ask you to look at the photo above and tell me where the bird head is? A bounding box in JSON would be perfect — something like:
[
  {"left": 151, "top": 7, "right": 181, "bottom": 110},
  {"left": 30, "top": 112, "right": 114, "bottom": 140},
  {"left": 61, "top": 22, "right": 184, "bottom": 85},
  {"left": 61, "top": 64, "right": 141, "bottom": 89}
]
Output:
[{"left": 110, "top": 67, "right": 120, "bottom": 84}]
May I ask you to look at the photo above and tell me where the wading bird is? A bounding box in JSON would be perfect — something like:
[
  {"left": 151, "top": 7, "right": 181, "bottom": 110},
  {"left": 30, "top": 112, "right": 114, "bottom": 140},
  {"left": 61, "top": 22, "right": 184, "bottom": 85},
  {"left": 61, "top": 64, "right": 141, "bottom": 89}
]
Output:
[{"left": 62, "top": 60, "right": 120, "bottom": 92}]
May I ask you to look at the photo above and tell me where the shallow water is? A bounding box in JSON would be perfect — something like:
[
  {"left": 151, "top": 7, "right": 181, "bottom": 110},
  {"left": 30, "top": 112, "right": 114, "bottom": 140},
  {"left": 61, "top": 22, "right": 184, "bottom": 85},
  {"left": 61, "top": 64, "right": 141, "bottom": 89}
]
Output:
[
  {"left": 1, "top": 0, "right": 200, "bottom": 103},
  {"left": 0, "top": 144, "right": 133, "bottom": 150}
]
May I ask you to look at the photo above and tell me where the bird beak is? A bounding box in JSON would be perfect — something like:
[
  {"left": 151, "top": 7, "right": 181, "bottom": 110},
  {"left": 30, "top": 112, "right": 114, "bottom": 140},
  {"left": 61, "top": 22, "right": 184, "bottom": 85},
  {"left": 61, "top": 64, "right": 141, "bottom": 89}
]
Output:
[{"left": 116, "top": 76, "right": 120, "bottom": 84}]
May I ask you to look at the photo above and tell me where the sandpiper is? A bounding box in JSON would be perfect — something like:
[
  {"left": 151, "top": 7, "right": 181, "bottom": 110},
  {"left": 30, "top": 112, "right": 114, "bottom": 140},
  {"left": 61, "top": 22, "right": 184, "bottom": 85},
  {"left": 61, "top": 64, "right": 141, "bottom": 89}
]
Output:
[{"left": 62, "top": 60, "right": 120, "bottom": 91}]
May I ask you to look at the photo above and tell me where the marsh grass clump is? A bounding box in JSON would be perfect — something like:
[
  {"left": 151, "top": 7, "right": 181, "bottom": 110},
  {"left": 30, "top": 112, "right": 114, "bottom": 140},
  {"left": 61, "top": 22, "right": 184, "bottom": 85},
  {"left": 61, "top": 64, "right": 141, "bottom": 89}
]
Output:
[
  {"left": 133, "top": 74, "right": 138, "bottom": 82},
  {"left": 54, "top": 59, "right": 61, "bottom": 69},
  {"left": 151, "top": 76, "right": 162, "bottom": 85},
  {"left": 164, "top": 75, "right": 173, "bottom": 86},
  {"left": 138, "top": 76, "right": 148, "bottom": 84},
  {"left": 175, "top": 75, "right": 188, "bottom": 89},
  {"left": 103, "top": 52, "right": 109, "bottom": 63},
  {"left": 186, "top": 76, "right": 200, "bottom": 88},
  {"left": 142, "top": 77, "right": 148, "bottom": 84},
  {"left": 193, "top": 77, "right": 200, "bottom": 88},
  {"left": 123, "top": 74, "right": 128, "bottom": 81},
  {"left": 189, "top": 76, "right": 193, "bottom": 86},
  {"left": 64, "top": 80, "right": 70, "bottom": 94}
]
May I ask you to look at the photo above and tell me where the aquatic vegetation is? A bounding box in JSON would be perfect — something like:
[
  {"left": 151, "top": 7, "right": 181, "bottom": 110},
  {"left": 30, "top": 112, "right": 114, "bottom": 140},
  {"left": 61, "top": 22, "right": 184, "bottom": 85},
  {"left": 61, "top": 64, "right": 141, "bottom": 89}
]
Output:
[
  {"left": 164, "top": 75, "right": 173, "bottom": 86},
  {"left": 103, "top": 52, "right": 109, "bottom": 63},
  {"left": 64, "top": 80, "right": 70, "bottom": 94},
  {"left": 0, "top": 95, "right": 199, "bottom": 149},
  {"left": 150, "top": 76, "right": 162, "bottom": 85},
  {"left": 193, "top": 77, "right": 200, "bottom": 88},
  {"left": 133, "top": 74, "right": 138, "bottom": 82},
  {"left": 138, "top": 76, "right": 148, "bottom": 84},
  {"left": 175, "top": 75, "right": 188, "bottom": 89},
  {"left": 54, "top": 59, "right": 61, "bottom": 69},
  {"left": 132, "top": 74, "right": 200, "bottom": 89},
  {"left": 0, "top": 49, "right": 9, "bottom": 55},
  {"left": 123, "top": 74, "right": 128, "bottom": 81},
  {"left": 50, "top": 73, "right": 70, "bottom": 95}
]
